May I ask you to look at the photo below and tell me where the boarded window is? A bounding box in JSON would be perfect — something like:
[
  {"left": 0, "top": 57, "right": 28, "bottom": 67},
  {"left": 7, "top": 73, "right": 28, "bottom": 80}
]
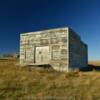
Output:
[
  {"left": 52, "top": 45, "right": 60, "bottom": 60},
  {"left": 52, "top": 51, "right": 60, "bottom": 60},
  {"left": 61, "top": 49, "right": 67, "bottom": 60}
]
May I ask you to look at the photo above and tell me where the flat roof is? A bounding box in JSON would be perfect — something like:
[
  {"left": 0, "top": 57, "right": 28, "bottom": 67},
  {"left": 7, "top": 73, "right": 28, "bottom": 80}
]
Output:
[
  {"left": 20, "top": 26, "right": 87, "bottom": 46},
  {"left": 20, "top": 27, "right": 68, "bottom": 35}
]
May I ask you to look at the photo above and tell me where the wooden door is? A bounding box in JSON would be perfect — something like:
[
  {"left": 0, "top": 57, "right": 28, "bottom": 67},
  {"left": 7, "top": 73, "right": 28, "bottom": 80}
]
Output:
[{"left": 36, "top": 46, "right": 50, "bottom": 64}]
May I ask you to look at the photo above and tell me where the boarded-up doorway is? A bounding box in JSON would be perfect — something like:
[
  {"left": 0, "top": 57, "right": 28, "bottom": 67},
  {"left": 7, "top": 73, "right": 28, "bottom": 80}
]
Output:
[{"left": 35, "top": 46, "right": 50, "bottom": 64}]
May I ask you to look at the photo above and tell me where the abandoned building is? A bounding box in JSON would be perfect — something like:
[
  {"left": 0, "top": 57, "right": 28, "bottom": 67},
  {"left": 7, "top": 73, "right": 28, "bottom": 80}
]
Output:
[{"left": 20, "top": 27, "right": 88, "bottom": 72}]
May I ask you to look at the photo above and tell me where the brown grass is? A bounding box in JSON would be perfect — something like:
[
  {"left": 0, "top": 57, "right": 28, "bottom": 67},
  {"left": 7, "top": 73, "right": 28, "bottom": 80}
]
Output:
[{"left": 0, "top": 59, "right": 100, "bottom": 100}]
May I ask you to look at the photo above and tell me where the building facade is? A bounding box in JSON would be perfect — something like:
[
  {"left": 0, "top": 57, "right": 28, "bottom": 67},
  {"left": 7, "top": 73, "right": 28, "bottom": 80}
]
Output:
[{"left": 20, "top": 27, "right": 88, "bottom": 72}]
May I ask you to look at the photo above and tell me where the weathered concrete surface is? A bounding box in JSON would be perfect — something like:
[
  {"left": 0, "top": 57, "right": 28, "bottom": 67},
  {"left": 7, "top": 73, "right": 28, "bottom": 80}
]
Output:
[{"left": 20, "top": 27, "right": 88, "bottom": 72}]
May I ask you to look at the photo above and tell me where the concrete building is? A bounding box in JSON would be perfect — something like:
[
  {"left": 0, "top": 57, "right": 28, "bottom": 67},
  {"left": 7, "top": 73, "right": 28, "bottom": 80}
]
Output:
[{"left": 20, "top": 27, "right": 88, "bottom": 72}]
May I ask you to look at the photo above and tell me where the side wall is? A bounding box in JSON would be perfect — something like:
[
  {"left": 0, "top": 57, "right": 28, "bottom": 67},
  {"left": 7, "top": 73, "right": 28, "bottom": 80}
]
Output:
[{"left": 68, "top": 28, "right": 88, "bottom": 71}]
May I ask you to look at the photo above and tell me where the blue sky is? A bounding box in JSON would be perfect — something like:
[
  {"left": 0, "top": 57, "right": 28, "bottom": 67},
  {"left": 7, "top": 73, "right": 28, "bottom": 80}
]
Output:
[{"left": 0, "top": 0, "right": 100, "bottom": 60}]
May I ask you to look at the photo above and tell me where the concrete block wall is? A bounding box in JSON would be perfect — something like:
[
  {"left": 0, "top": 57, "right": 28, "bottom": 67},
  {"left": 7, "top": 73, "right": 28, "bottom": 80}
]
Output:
[
  {"left": 20, "top": 27, "right": 69, "bottom": 71},
  {"left": 20, "top": 27, "right": 88, "bottom": 72}
]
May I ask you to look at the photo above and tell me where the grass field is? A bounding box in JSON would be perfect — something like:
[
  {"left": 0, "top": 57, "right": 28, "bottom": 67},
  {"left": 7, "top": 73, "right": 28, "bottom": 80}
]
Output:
[{"left": 0, "top": 59, "right": 100, "bottom": 100}]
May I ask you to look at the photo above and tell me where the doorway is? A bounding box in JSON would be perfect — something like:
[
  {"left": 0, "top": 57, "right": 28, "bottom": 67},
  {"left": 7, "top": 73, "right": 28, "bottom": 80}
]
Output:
[{"left": 35, "top": 46, "right": 50, "bottom": 64}]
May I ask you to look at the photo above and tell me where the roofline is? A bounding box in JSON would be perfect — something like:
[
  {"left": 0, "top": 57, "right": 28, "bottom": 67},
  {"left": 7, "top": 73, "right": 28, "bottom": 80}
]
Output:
[
  {"left": 20, "top": 26, "right": 69, "bottom": 35},
  {"left": 68, "top": 27, "right": 87, "bottom": 46},
  {"left": 20, "top": 26, "right": 88, "bottom": 46}
]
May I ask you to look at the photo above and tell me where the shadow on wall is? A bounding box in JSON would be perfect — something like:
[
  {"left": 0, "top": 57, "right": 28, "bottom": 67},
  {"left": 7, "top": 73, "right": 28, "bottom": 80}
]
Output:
[{"left": 79, "top": 65, "right": 100, "bottom": 72}]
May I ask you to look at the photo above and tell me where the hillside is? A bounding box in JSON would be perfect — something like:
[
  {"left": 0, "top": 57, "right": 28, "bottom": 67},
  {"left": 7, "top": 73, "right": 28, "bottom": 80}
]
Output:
[{"left": 0, "top": 59, "right": 100, "bottom": 100}]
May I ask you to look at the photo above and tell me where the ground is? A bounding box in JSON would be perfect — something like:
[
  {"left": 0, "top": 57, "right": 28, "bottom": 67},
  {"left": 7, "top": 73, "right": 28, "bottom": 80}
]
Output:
[{"left": 0, "top": 58, "right": 100, "bottom": 100}]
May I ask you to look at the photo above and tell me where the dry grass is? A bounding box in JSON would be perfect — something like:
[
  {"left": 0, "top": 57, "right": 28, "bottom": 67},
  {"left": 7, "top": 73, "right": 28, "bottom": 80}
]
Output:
[{"left": 0, "top": 59, "right": 100, "bottom": 100}]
